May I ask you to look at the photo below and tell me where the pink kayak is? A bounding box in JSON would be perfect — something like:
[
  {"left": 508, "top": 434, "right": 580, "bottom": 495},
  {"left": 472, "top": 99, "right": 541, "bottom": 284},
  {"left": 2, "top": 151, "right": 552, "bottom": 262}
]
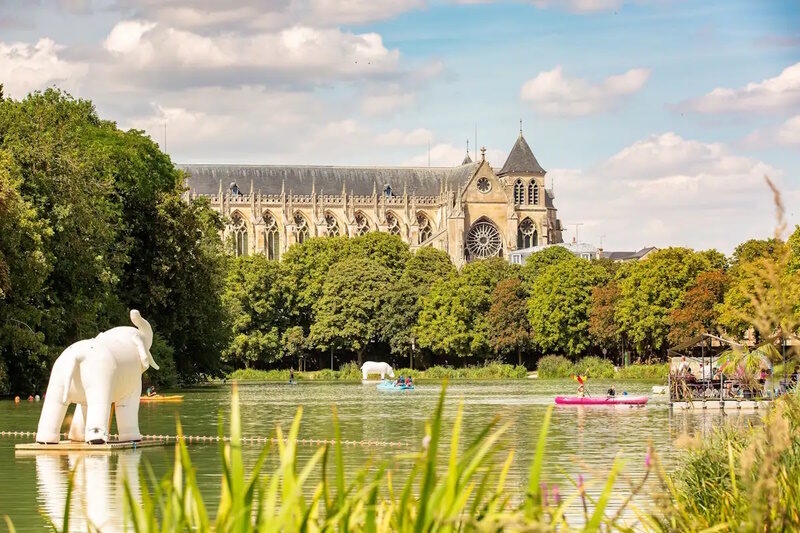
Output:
[{"left": 555, "top": 396, "right": 649, "bottom": 405}]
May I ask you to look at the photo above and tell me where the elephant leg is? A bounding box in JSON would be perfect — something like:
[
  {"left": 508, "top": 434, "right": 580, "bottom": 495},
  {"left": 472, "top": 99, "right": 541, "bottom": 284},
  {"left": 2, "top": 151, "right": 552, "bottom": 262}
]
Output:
[
  {"left": 36, "top": 394, "right": 69, "bottom": 444},
  {"left": 115, "top": 385, "right": 142, "bottom": 442},
  {"left": 68, "top": 404, "right": 87, "bottom": 442},
  {"left": 84, "top": 388, "right": 112, "bottom": 445}
]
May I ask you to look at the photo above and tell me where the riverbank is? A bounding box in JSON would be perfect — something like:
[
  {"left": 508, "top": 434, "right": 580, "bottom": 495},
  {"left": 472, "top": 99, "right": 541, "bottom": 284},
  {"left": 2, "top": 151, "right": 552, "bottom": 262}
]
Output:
[
  {"left": 225, "top": 362, "right": 528, "bottom": 382},
  {"left": 537, "top": 355, "right": 668, "bottom": 379}
]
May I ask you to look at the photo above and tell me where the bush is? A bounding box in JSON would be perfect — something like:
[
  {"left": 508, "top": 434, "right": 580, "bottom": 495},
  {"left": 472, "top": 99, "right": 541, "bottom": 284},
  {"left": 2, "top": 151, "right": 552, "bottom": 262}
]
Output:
[
  {"left": 313, "top": 368, "right": 336, "bottom": 381},
  {"left": 228, "top": 368, "right": 293, "bottom": 381},
  {"left": 143, "top": 333, "right": 178, "bottom": 389},
  {"left": 536, "top": 355, "right": 574, "bottom": 378},
  {"left": 575, "top": 356, "right": 615, "bottom": 378},
  {"left": 616, "top": 363, "right": 669, "bottom": 379},
  {"left": 0, "top": 358, "right": 8, "bottom": 396},
  {"left": 338, "top": 361, "right": 363, "bottom": 380}
]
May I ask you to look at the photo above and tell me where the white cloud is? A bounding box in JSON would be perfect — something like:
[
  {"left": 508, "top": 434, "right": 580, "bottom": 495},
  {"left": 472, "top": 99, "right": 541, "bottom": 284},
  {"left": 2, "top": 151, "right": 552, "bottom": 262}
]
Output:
[
  {"left": 101, "top": 20, "right": 400, "bottom": 86},
  {"left": 680, "top": 61, "right": 800, "bottom": 114},
  {"left": 743, "top": 115, "right": 800, "bottom": 147},
  {"left": 375, "top": 128, "right": 433, "bottom": 146},
  {"left": 554, "top": 132, "right": 789, "bottom": 253},
  {"left": 112, "top": 0, "right": 425, "bottom": 30},
  {"left": 0, "top": 38, "right": 87, "bottom": 98},
  {"left": 362, "top": 91, "right": 416, "bottom": 116},
  {"left": 520, "top": 66, "right": 650, "bottom": 116}
]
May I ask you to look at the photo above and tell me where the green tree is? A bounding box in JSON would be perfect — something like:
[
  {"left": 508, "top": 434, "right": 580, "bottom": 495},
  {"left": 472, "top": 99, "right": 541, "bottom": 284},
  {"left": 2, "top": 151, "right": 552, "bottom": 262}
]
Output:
[
  {"left": 615, "top": 248, "right": 717, "bottom": 356},
  {"left": 521, "top": 246, "right": 574, "bottom": 285},
  {"left": 717, "top": 238, "right": 785, "bottom": 339},
  {"left": 347, "top": 232, "right": 411, "bottom": 277},
  {"left": 667, "top": 270, "right": 729, "bottom": 344},
  {"left": 223, "top": 255, "right": 286, "bottom": 369},
  {"left": 281, "top": 236, "right": 351, "bottom": 329},
  {"left": 588, "top": 280, "right": 622, "bottom": 359},
  {"left": 486, "top": 277, "right": 532, "bottom": 366},
  {"left": 0, "top": 151, "right": 52, "bottom": 393},
  {"left": 309, "top": 257, "right": 393, "bottom": 365},
  {"left": 415, "top": 257, "right": 509, "bottom": 360},
  {"left": 379, "top": 247, "right": 455, "bottom": 360},
  {"left": 528, "top": 257, "right": 607, "bottom": 356},
  {"left": 788, "top": 225, "right": 800, "bottom": 273}
]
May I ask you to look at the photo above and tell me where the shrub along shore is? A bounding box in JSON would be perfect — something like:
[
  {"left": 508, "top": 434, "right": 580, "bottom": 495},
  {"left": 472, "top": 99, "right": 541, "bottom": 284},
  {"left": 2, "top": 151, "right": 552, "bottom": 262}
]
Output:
[{"left": 225, "top": 359, "right": 667, "bottom": 382}]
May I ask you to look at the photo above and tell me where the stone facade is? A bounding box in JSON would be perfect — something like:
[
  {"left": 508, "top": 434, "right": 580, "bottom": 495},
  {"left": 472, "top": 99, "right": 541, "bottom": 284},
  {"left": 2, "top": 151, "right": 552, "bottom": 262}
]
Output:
[{"left": 180, "top": 133, "right": 563, "bottom": 266}]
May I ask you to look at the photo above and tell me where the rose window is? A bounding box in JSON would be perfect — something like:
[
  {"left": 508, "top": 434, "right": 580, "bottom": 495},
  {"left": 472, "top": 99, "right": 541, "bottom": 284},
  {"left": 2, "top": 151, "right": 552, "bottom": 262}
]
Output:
[
  {"left": 466, "top": 221, "right": 502, "bottom": 259},
  {"left": 476, "top": 177, "right": 491, "bottom": 193}
]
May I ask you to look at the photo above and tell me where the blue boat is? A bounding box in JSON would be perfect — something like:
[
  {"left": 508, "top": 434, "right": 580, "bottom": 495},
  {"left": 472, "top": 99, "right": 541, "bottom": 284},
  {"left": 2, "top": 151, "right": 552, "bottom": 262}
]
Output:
[{"left": 377, "top": 380, "right": 415, "bottom": 391}]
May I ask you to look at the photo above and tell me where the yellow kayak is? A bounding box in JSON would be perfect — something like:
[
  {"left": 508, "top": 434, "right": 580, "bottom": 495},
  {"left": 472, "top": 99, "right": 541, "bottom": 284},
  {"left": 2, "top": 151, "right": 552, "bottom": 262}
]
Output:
[{"left": 140, "top": 394, "right": 184, "bottom": 403}]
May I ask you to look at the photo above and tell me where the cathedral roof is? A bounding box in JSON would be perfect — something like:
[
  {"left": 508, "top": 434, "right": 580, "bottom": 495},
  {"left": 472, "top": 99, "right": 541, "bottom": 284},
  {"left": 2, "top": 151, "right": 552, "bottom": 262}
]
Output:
[
  {"left": 498, "top": 134, "right": 545, "bottom": 176},
  {"left": 179, "top": 162, "right": 480, "bottom": 197}
]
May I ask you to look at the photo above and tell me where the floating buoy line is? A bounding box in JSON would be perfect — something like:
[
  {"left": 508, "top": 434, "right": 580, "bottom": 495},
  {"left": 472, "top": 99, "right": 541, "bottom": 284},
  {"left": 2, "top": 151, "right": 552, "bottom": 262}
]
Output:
[{"left": 0, "top": 431, "right": 410, "bottom": 449}]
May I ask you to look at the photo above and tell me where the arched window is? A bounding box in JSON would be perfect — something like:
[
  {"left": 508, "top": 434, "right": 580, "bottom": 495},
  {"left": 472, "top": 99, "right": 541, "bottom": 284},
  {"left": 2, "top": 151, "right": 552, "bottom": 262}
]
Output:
[
  {"left": 294, "top": 212, "right": 309, "bottom": 244},
  {"left": 528, "top": 182, "right": 539, "bottom": 205},
  {"left": 325, "top": 212, "right": 340, "bottom": 237},
  {"left": 386, "top": 212, "right": 401, "bottom": 235},
  {"left": 263, "top": 212, "right": 279, "bottom": 260},
  {"left": 231, "top": 212, "right": 248, "bottom": 257},
  {"left": 517, "top": 218, "right": 538, "bottom": 249},
  {"left": 466, "top": 219, "right": 502, "bottom": 260},
  {"left": 355, "top": 212, "right": 370, "bottom": 236},
  {"left": 513, "top": 179, "right": 524, "bottom": 205},
  {"left": 417, "top": 213, "right": 432, "bottom": 244}
]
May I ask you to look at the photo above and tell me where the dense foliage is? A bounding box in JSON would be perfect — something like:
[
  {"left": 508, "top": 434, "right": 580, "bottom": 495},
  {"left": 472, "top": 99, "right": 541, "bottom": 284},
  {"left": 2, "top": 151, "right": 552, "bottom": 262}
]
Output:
[{"left": 0, "top": 89, "right": 229, "bottom": 393}]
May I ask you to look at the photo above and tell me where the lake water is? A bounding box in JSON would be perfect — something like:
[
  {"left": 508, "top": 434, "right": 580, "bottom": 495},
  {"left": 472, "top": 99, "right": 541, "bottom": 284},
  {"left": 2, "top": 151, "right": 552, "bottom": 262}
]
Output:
[{"left": 0, "top": 379, "right": 759, "bottom": 531}]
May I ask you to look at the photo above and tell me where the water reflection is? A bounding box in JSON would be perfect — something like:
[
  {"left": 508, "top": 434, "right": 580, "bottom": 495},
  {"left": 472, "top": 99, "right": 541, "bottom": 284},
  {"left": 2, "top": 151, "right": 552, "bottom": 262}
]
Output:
[{"left": 29, "top": 450, "right": 141, "bottom": 532}]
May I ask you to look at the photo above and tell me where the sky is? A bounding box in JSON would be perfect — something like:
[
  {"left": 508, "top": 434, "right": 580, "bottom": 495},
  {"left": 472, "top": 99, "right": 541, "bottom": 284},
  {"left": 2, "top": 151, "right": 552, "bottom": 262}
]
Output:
[{"left": 1, "top": 0, "right": 799, "bottom": 253}]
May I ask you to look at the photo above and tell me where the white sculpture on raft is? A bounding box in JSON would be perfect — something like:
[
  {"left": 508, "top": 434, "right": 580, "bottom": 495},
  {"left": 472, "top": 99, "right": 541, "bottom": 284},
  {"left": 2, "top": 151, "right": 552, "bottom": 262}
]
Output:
[
  {"left": 36, "top": 310, "right": 158, "bottom": 445},
  {"left": 361, "top": 361, "right": 394, "bottom": 381}
]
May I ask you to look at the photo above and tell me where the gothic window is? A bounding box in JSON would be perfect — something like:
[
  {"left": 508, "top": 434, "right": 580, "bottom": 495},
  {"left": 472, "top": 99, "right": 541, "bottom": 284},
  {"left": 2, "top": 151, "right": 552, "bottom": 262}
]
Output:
[
  {"left": 263, "top": 212, "right": 279, "bottom": 260},
  {"left": 476, "top": 176, "right": 491, "bottom": 193},
  {"left": 386, "top": 212, "right": 401, "bottom": 235},
  {"left": 528, "top": 182, "right": 539, "bottom": 205},
  {"left": 517, "top": 218, "right": 538, "bottom": 249},
  {"left": 355, "top": 212, "right": 370, "bottom": 236},
  {"left": 466, "top": 219, "right": 502, "bottom": 260},
  {"left": 513, "top": 179, "right": 524, "bottom": 205},
  {"left": 325, "top": 212, "right": 340, "bottom": 236},
  {"left": 294, "top": 212, "right": 309, "bottom": 244},
  {"left": 231, "top": 212, "right": 248, "bottom": 257},
  {"left": 417, "top": 213, "right": 432, "bottom": 244}
]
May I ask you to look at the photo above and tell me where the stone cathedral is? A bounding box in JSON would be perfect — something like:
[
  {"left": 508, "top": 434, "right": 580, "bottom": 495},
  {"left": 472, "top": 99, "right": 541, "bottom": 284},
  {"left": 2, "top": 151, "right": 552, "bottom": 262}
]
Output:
[{"left": 180, "top": 132, "right": 563, "bottom": 266}]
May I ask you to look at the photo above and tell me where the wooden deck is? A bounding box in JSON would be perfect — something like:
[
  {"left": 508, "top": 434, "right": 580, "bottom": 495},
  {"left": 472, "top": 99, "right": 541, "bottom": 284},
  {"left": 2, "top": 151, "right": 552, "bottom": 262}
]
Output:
[{"left": 15, "top": 440, "right": 168, "bottom": 454}]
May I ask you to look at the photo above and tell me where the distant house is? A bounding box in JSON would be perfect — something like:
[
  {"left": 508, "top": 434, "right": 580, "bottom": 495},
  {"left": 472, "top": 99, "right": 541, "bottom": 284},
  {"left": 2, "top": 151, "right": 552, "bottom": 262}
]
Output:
[
  {"left": 599, "top": 247, "right": 658, "bottom": 262},
  {"left": 509, "top": 243, "right": 657, "bottom": 265},
  {"left": 509, "top": 241, "right": 600, "bottom": 264}
]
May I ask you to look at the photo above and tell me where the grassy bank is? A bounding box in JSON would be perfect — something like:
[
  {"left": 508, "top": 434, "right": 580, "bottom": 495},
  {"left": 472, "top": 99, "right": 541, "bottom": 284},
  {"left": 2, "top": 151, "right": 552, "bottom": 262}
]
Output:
[
  {"left": 226, "top": 362, "right": 527, "bottom": 382},
  {"left": 536, "top": 355, "right": 668, "bottom": 380},
  {"left": 653, "top": 392, "right": 800, "bottom": 529}
]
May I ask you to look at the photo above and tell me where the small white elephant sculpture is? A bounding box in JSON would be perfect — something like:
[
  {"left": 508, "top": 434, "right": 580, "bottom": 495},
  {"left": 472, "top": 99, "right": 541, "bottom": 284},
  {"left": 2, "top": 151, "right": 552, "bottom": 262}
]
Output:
[
  {"left": 361, "top": 361, "right": 395, "bottom": 381},
  {"left": 36, "top": 310, "right": 159, "bottom": 445}
]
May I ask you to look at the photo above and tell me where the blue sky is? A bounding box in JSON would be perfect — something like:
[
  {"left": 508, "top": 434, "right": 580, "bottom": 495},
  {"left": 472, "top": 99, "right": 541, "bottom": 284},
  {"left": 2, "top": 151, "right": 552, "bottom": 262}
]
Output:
[{"left": 1, "top": 0, "right": 798, "bottom": 252}]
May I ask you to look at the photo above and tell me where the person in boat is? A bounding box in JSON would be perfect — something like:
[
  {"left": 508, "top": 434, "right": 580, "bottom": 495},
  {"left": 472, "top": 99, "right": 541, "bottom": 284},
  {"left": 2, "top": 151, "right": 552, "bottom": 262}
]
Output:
[
  {"left": 405, "top": 376, "right": 412, "bottom": 387},
  {"left": 606, "top": 384, "right": 616, "bottom": 398},
  {"left": 146, "top": 386, "right": 156, "bottom": 397},
  {"left": 396, "top": 375, "right": 404, "bottom": 387}
]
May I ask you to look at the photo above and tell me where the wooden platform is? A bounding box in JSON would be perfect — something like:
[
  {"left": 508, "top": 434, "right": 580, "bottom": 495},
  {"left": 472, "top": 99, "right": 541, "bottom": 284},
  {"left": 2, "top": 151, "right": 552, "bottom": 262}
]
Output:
[{"left": 15, "top": 440, "right": 168, "bottom": 454}]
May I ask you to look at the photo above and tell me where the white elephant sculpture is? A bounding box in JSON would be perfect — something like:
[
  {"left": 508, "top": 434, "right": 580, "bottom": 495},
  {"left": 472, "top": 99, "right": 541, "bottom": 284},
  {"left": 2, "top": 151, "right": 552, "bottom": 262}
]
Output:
[
  {"left": 36, "top": 310, "right": 158, "bottom": 445},
  {"left": 361, "top": 361, "right": 394, "bottom": 381}
]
